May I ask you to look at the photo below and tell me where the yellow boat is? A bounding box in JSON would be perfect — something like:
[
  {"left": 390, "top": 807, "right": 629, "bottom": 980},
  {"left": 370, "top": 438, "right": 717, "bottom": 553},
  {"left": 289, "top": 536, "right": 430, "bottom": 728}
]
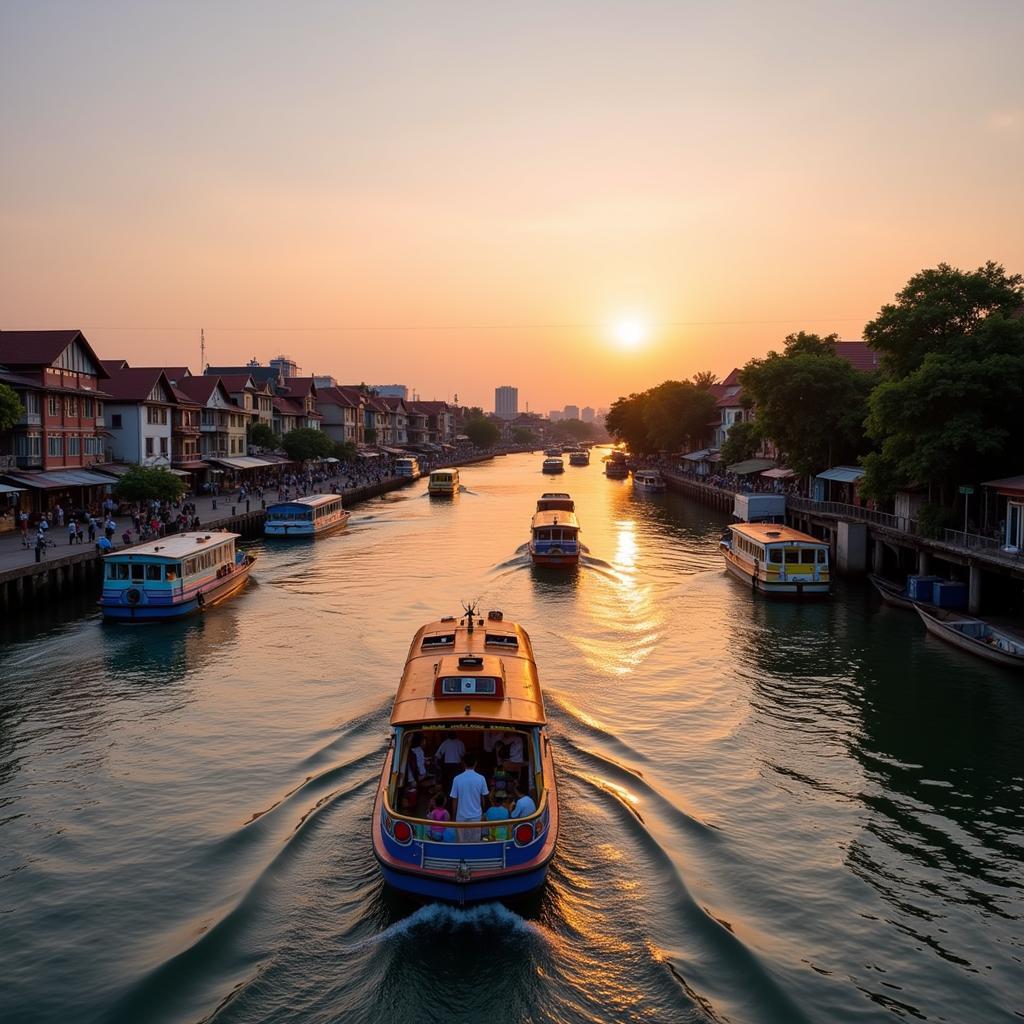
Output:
[
  {"left": 428, "top": 468, "right": 459, "bottom": 496},
  {"left": 720, "top": 522, "right": 831, "bottom": 598}
]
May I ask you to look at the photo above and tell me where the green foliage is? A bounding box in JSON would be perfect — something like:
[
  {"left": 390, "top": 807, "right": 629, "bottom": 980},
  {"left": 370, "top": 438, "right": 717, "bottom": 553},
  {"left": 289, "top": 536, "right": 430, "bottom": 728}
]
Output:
[
  {"left": 281, "top": 427, "right": 335, "bottom": 462},
  {"left": 512, "top": 426, "right": 536, "bottom": 444},
  {"left": 864, "top": 261, "right": 1024, "bottom": 379},
  {"left": 605, "top": 393, "right": 652, "bottom": 453},
  {"left": 692, "top": 370, "right": 719, "bottom": 389},
  {"left": 113, "top": 466, "right": 187, "bottom": 504},
  {"left": 916, "top": 503, "right": 956, "bottom": 539},
  {"left": 606, "top": 381, "right": 716, "bottom": 454},
  {"left": 720, "top": 419, "right": 762, "bottom": 466},
  {"left": 860, "top": 263, "right": 1024, "bottom": 500},
  {"left": 465, "top": 416, "right": 501, "bottom": 448},
  {"left": 248, "top": 422, "right": 278, "bottom": 448},
  {"left": 333, "top": 440, "right": 358, "bottom": 463},
  {"left": 740, "top": 333, "right": 873, "bottom": 478},
  {"left": 549, "top": 418, "right": 600, "bottom": 442},
  {"left": 0, "top": 382, "right": 24, "bottom": 431}
]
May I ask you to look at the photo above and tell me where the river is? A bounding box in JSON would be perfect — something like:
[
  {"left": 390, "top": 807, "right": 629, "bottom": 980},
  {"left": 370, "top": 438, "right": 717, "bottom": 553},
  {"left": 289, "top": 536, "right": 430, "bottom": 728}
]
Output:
[{"left": 2, "top": 451, "right": 1022, "bottom": 1024}]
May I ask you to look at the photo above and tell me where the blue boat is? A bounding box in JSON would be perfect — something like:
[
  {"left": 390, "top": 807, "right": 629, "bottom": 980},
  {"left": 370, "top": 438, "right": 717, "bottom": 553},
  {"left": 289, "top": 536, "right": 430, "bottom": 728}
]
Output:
[
  {"left": 99, "top": 531, "right": 255, "bottom": 621},
  {"left": 372, "top": 607, "right": 558, "bottom": 903}
]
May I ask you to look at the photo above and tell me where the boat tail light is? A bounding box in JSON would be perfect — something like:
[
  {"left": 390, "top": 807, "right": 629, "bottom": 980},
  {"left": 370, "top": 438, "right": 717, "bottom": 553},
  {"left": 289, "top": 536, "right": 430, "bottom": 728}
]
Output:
[
  {"left": 393, "top": 820, "right": 413, "bottom": 845},
  {"left": 514, "top": 823, "right": 535, "bottom": 846}
]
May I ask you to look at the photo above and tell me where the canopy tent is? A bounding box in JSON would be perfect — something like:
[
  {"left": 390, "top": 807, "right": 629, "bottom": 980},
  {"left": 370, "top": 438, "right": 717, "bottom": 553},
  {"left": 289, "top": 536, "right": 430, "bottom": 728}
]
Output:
[
  {"left": 2, "top": 469, "right": 117, "bottom": 490},
  {"left": 726, "top": 458, "right": 776, "bottom": 476},
  {"left": 760, "top": 467, "right": 796, "bottom": 480},
  {"left": 682, "top": 449, "right": 715, "bottom": 462},
  {"left": 175, "top": 460, "right": 212, "bottom": 471},
  {"left": 95, "top": 462, "right": 188, "bottom": 478},
  {"left": 379, "top": 446, "right": 406, "bottom": 456},
  {"left": 816, "top": 466, "right": 865, "bottom": 483},
  {"left": 357, "top": 451, "right": 381, "bottom": 459},
  {"left": 207, "top": 456, "right": 280, "bottom": 471},
  {"left": 0, "top": 483, "right": 25, "bottom": 494}
]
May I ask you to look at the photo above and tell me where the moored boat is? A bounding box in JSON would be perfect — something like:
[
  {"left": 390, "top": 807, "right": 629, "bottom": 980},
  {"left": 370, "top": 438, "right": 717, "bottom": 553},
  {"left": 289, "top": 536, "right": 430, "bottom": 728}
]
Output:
[
  {"left": 530, "top": 496, "right": 580, "bottom": 567},
  {"left": 264, "top": 493, "right": 350, "bottom": 537},
  {"left": 99, "top": 531, "right": 255, "bottom": 620},
  {"left": 633, "top": 469, "right": 666, "bottom": 492},
  {"left": 720, "top": 523, "right": 830, "bottom": 598},
  {"left": 372, "top": 607, "right": 558, "bottom": 902},
  {"left": 542, "top": 457, "right": 564, "bottom": 474},
  {"left": 428, "top": 468, "right": 460, "bottom": 496},
  {"left": 868, "top": 573, "right": 916, "bottom": 609},
  {"left": 544, "top": 447, "right": 562, "bottom": 457},
  {"left": 915, "top": 605, "right": 1024, "bottom": 670},
  {"left": 395, "top": 457, "right": 420, "bottom": 478}
]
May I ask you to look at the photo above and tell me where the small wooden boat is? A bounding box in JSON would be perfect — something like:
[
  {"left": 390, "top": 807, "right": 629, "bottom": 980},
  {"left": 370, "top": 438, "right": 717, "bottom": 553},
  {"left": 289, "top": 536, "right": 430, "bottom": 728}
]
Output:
[
  {"left": 915, "top": 606, "right": 1024, "bottom": 670},
  {"left": 867, "top": 573, "right": 916, "bottom": 610},
  {"left": 372, "top": 606, "right": 558, "bottom": 902}
]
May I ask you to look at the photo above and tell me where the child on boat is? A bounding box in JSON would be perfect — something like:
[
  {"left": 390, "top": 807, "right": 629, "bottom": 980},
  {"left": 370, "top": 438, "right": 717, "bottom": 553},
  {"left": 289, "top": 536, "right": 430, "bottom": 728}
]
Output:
[
  {"left": 484, "top": 795, "right": 512, "bottom": 841},
  {"left": 427, "top": 793, "right": 450, "bottom": 841}
]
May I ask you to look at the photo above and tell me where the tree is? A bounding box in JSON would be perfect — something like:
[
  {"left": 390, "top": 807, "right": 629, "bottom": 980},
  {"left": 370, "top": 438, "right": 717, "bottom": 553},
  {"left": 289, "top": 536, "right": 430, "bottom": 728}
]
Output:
[
  {"left": 281, "top": 427, "right": 335, "bottom": 462},
  {"left": 0, "top": 382, "right": 24, "bottom": 431},
  {"left": 333, "top": 440, "right": 358, "bottom": 463},
  {"left": 512, "top": 426, "right": 536, "bottom": 445},
  {"left": 692, "top": 370, "right": 719, "bottom": 389},
  {"left": 740, "top": 332, "right": 874, "bottom": 478},
  {"left": 248, "top": 422, "right": 277, "bottom": 449},
  {"left": 720, "top": 419, "right": 762, "bottom": 466},
  {"left": 465, "top": 416, "right": 501, "bottom": 448},
  {"left": 113, "top": 466, "right": 187, "bottom": 504},
  {"left": 550, "top": 418, "right": 600, "bottom": 442},
  {"left": 643, "top": 380, "right": 718, "bottom": 451},
  {"left": 605, "top": 392, "right": 653, "bottom": 453}
]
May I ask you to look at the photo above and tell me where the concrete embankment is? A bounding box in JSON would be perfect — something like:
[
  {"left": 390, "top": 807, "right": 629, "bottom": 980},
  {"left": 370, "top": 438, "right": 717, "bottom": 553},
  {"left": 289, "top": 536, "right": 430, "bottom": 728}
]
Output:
[{"left": 0, "top": 449, "right": 510, "bottom": 618}]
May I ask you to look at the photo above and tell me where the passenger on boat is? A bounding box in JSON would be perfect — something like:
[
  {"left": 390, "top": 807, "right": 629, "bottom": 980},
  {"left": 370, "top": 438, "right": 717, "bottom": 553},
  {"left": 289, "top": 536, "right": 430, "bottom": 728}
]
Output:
[
  {"left": 406, "top": 733, "right": 427, "bottom": 786},
  {"left": 450, "top": 753, "right": 489, "bottom": 843},
  {"left": 484, "top": 795, "right": 512, "bottom": 841},
  {"left": 510, "top": 781, "right": 536, "bottom": 819},
  {"left": 434, "top": 731, "right": 466, "bottom": 792},
  {"left": 500, "top": 731, "right": 528, "bottom": 786},
  {"left": 428, "top": 793, "right": 450, "bottom": 841},
  {"left": 482, "top": 729, "right": 502, "bottom": 774}
]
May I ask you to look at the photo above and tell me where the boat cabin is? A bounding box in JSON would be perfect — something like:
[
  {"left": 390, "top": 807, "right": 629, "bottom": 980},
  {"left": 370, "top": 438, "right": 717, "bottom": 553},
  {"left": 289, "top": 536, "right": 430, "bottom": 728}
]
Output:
[
  {"left": 264, "top": 493, "right": 347, "bottom": 535},
  {"left": 723, "top": 522, "right": 830, "bottom": 596},
  {"left": 536, "top": 492, "right": 574, "bottom": 513},
  {"left": 395, "top": 457, "right": 420, "bottom": 478},
  {"left": 530, "top": 509, "right": 580, "bottom": 554}
]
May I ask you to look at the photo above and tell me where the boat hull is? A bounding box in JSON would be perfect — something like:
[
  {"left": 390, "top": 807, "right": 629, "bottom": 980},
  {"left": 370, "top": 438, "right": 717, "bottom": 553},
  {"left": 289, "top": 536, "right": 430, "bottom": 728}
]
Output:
[
  {"left": 100, "top": 557, "right": 255, "bottom": 621},
  {"left": 264, "top": 511, "right": 351, "bottom": 537},
  {"left": 916, "top": 607, "right": 1024, "bottom": 669},
  {"left": 530, "top": 550, "right": 580, "bottom": 568},
  {"left": 723, "top": 549, "right": 830, "bottom": 599},
  {"left": 542, "top": 466, "right": 564, "bottom": 475}
]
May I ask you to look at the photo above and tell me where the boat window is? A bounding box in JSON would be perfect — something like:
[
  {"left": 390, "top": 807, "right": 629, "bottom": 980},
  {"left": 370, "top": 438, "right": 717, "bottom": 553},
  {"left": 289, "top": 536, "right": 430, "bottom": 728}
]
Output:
[
  {"left": 107, "top": 562, "right": 131, "bottom": 580},
  {"left": 800, "top": 549, "right": 816, "bottom": 562},
  {"left": 439, "top": 677, "right": 498, "bottom": 695},
  {"left": 131, "top": 564, "right": 145, "bottom": 581},
  {"left": 817, "top": 549, "right": 827, "bottom": 563},
  {"left": 485, "top": 633, "right": 518, "bottom": 649},
  {"left": 166, "top": 564, "right": 180, "bottom": 581},
  {"left": 768, "top": 549, "right": 782, "bottom": 563},
  {"left": 422, "top": 633, "right": 456, "bottom": 649},
  {"left": 145, "top": 564, "right": 162, "bottom": 581},
  {"left": 784, "top": 549, "right": 801, "bottom": 563}
]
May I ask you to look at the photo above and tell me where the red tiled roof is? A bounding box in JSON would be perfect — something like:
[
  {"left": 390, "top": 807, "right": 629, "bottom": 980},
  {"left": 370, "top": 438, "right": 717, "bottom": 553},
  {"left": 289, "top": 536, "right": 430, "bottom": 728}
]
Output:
[
  {"left": 175, "top": 375, "right": 226, "bottom": 404},
  {"left": 410, "top": 400, "right": 449, "bottom": 413},
  {"left": 832, "top": 340, "right": 880, "bottom": 372},
  {"left": 102, "top": 367, "right": 177, "bottom": 403},
  {"left": 317, "top": 386, "right": 358, "bottom": 408},
  {"left": 716, "top": 386, "right": 744, "bottom": 408},
  {"left": 170, "top": 386, "right": 200, "bottom": 407},
  {"left": 217, "top": 374, "right": 257, "bottom": 392},
  {"left": 0, "top": 330, "right": 110, "bottom": 377},
  {"left": 720, "top": 367, "right": 742, "bottom": 387},
  {"left": 280, "top": 376, "right": 318, "bottom": 398}
]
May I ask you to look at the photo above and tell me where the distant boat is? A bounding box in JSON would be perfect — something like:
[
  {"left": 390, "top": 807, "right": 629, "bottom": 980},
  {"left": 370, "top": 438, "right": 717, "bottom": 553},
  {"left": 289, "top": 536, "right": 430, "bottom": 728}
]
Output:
[
  {"left": 542, "top": 457, "right": 564, "bottom": 475},
  {"left": 530, "top": 494, "right": 580, "bottom": 567},
  {"left": 632, "top": 470, "right": 666, "bottom": 493},
  {"left": 428, "top": 468, "right": 459, "bottom": 496},
  {"left": 605, "top": 460, "right": 628, "bottom": 479},
  {"left": 915, "top": 606, "right": 1024, "bottom": 670},
  {"left": 265, "top": 493, "right": 350, "bottom": 537},
  {"left": 568, "top": 451, "right": 589, "bottom": 466}
]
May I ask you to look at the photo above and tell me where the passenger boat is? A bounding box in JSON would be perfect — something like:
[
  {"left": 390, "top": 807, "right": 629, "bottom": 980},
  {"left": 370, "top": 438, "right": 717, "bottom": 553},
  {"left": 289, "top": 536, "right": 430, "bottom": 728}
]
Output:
[
  {"left": 372, "top": 607, "right": 558, "bottom": 902},
  {"left": 530, "top": 495, "right": 580, "bottom": 567},
  {"left": 720, "top": 523, "right": 830, "bottom": 598},
  {"left": 542, "top": 457, "right": 564, "bottom": 474},
  {"left": 633, "top": 469, "right": 666, "bottom": 492},
  {"left": 395, "top": 457, "right": 420, "bottom": 478},
  {"left": 605, "top": 459, "right": 628, "bottom": 479},
  {"left": 99, "top": 532, "right": 255, "bottom": 620},
  {"left": 915, "top": 606, "right": 1024, "bottom": 670},
  {"left": 568, "top": 450, "right": 590, "bottom": 466},
  {"left": 428, "top": 468, "right": 460, "bottom": 496},
  {"left": 264, "top": 493, "right": 350, "bottom": 537},
  {"left": 544, "top": 447, "right": 562, "bottom": 457}
]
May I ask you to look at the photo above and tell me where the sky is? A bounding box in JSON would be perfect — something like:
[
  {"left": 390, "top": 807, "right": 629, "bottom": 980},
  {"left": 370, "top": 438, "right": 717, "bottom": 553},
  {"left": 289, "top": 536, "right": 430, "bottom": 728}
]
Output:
[{"left": 2, "top": 0, "right": 1022, "bottom": 413}]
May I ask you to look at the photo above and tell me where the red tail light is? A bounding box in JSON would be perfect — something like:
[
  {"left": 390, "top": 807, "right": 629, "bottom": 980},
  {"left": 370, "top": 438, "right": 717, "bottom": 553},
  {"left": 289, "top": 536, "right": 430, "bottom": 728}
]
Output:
[
  {"left": 514, "top": 823, "right": 535, "bottom": 846},
  {"left": 393, "top": 820, "right": 413, "bottom": 844}
]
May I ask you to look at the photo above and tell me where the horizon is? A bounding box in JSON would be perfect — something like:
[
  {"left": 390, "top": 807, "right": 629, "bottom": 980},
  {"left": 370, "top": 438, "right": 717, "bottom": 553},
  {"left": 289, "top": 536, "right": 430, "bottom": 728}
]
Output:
[{"left": 2, "top": 1, "right": 1022, "bottom": 410}]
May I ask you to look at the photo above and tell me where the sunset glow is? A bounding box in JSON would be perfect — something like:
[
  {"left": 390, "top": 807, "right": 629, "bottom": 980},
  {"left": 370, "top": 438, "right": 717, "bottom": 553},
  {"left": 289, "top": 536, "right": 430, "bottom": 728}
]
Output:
[{"left": 611, "top": 317, "right": 651, "bottom": 352}]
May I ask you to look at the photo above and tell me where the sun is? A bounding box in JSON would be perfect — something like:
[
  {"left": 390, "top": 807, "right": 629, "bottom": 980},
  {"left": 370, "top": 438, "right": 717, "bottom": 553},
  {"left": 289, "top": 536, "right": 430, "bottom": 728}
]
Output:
[{"left": 610, "top": 315, "right": 650, "bottom": 351}]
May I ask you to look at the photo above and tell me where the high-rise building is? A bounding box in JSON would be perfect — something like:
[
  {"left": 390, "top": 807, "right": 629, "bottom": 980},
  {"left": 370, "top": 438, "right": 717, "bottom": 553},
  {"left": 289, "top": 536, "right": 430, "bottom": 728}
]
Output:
[
  {"left": 374, "top": 385, "right": 409, "bottom": 400},
  {"left": 495, "top": 385, "right": 518, "bottom": 420},
  {"left": 549, "top": 410, "right": 563, "bottom": 422},
  {"left": 581, "top": 406, "right": 595, "bottom": 423},
  {"left": 270, "top": 354, "right": 300, "bottom": 379},
  {"left": 563, "top": 405, "right": 579, "bottom": 421}
]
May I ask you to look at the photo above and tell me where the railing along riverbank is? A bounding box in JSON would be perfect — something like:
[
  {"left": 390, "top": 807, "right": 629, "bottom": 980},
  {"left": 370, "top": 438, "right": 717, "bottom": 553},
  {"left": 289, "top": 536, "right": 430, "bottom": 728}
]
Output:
[{"left": 0, "top": 448, "right": 516, "bottom": 617}]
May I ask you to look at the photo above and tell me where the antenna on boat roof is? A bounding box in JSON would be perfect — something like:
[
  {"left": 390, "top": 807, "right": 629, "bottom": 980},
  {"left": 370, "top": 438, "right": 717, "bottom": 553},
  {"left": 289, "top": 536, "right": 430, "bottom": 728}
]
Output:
[{"left": 462, "top": 599, "right": 478, "bottom": 633}]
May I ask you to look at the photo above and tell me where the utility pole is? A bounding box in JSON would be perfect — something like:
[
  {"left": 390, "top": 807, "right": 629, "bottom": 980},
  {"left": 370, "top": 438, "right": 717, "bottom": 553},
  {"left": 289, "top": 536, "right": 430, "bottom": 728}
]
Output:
[{"left": 200, "top": 328, "right": 206, "bottom": 373}]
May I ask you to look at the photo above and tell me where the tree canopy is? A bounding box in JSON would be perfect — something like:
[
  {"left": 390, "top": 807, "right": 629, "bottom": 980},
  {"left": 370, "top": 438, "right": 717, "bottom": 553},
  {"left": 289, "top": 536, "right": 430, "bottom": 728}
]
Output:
[
  {"left": 113, "top": 466, "right": 187, "bottom": 504},
  {"left": 281, "top": 427, "right": 335, "bottom": 462},
  {"left": 720, "top": 419, "right": 762, "bottom": 467},
  {"left": 0, "top": 382, "right": 24, "bottom": 432},
  {"left": 248, "top": 422, "right": 277, "bottom": 449},
  {"left": 860, "top": 263, "right": 1024, "bottom": 500},
  {"left": 691, "top": 370, "right": 719, "bottom": 389},
  {"left": 333, "top": 440, "right": 358, "bottom": 463},
  {"left": 739, "top": 332, "right": 874, "bottom": 478},
  {"left": 605, "top": 380, "right": 717, "bottom": 454},
  {"left": 549, "top": 418, "right": 601, "bottom": 442},
  {"left": 512, "top": 426, "right": 537, "bottom": 445},
  {"left": 464, "top": 416, "right": 501, "bottom": 448}
]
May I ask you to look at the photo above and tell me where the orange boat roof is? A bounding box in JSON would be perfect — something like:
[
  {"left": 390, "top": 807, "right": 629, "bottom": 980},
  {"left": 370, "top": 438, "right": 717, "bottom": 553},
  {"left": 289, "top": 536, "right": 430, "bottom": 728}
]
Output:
[
  {"left": 390, "top": 615, "right": 546, "bottom": 727},
  {"left": 730, "top": 523, "right": 826, "bottom": 545},
  {"left": 530, "top": 510, "right": 580, "bottom": 530}
]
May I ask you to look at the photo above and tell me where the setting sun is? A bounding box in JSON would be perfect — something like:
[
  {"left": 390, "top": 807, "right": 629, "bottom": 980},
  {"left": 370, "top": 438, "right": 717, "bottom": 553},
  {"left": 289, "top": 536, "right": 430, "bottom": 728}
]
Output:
[{"left": 611, "top": 316, "right": 651, "bottom": 351}]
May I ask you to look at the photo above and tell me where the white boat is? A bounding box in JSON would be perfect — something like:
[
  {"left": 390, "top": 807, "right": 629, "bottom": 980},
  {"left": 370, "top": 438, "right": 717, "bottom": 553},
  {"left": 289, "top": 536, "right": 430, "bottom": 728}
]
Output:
[
  {"left": 542, "top": 458, "right": 565, "bottom": 475},
  {"left": 264, "top": 493, "right": 350, "bottom": 537},
  {"left": 395, "top": 457, "right": 420, "bottom": 478},
  {"left": 720, "top": 523, "right": 830, "bottom": 598},
  {"left": 633, "top": 470, "right": 666, "bottom": 492},
  {"left": 915, "top": 606, "right": 1024, "bottom": 670}
]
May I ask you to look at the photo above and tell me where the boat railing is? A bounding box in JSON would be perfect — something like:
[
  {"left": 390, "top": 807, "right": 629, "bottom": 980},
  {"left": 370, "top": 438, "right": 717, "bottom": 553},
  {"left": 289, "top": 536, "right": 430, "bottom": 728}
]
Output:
[{"left": 382, "top": 790, "right": 550, "bottom": 844}]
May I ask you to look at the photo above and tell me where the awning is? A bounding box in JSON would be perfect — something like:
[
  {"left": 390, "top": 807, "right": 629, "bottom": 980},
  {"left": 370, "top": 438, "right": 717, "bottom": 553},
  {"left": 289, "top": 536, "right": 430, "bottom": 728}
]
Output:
[
  {"left": 321, "top": 456, "right": 340, "bottom": 463},
  {"left": 379, "top": 447, "right": 405, "bottom": 456},
  {"left": 982, "top": 474, "right": 1024, "bottom": 496},
  {"left": 761, "top": 468, "right": 796, "bottom": 480},
  {"left": 357, "top": 451, "right": 381, "bottom": 459},
  {"left": 208, "top": 456, "right": 277, "bottom": 470},
  {"left": 167, "top": 468, "right": 190, "bottom": 477},
  {"left": 727, "top": 458, "right": 776, "bottom": 475},
  {"left": 683, "top": 448, "right": 714, "bottom": 462},
  {"left": 175, "top": 461, "right": 211, "bottom": 471},
  {"left": 2, "top": 469, "right": 117, "bottom": 490},
  {"left": 0, "top": 483, "right": 25, "bottom": 494},
  {"left": 816, "top": 466, "right": 865, "bottom": 483}
]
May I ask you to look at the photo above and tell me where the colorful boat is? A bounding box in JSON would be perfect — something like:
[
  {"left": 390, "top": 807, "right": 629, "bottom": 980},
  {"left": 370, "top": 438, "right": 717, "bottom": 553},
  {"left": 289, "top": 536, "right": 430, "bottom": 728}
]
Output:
[
  {"left": 395, "top": 457, "right": 420, "bottom": 478},
  {"left": 915, "top": 606, "right": 1024, "bottom": 670},
  {"left": 633, "top": 469, "right": 666, "bottom": 492},
  {"left": 372, "top": 608, "right": 558, "bottom": 902},
  {"left": 264, "top": 493, "right": 350, "bottom": 537},
  {"left": 99, "top": 531, "right": 255, "bottom": 620},
  {"left": 428, "top": 468, "right": 460, "bottom": 496},
  {"left": 530, "top": 495, "right": 580, "bottom": 567},
  {"left": 720, "top": 523, "right": 830, "bottom": 598},
  {"left": 542, "top": 457, "right": 565, "bottom": 475}
]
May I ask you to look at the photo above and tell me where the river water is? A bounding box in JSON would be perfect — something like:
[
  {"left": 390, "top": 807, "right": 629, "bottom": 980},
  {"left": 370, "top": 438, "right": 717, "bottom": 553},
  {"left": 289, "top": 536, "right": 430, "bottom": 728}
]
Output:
[{"left": 2, "top": 452, "right": 1022, "bottom": 1024}]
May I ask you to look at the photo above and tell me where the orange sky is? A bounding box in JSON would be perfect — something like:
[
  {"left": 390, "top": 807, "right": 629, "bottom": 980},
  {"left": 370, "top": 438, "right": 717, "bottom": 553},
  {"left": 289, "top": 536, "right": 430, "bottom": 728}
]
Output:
[{"left": 2, "top": 2, "right": 1022, "bottom": 412}]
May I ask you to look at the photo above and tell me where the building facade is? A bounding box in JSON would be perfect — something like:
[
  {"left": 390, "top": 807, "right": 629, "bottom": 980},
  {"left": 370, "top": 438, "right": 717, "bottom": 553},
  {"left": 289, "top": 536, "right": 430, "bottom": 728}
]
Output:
[
  {"left": 495, "top": 386, "right": 518, "bottom": 420},
  {"left": 101, "top": 364, "right": 177, "bottom": 467}
]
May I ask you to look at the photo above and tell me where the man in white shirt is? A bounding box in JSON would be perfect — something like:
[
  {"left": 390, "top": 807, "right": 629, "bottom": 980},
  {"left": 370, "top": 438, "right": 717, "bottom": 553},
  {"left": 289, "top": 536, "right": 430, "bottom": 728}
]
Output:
[
  {"left": 510, "top": 781, "right": 536, "bottom": 820},
  {"left": 450, "top": 754, "right": 489, "bottom": 842},
  {"left": 501, "top": 731, "right": 527, "bottom": 788},
  {"left": 434, "top": 731, "right": 466, "bottom": 791}
]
